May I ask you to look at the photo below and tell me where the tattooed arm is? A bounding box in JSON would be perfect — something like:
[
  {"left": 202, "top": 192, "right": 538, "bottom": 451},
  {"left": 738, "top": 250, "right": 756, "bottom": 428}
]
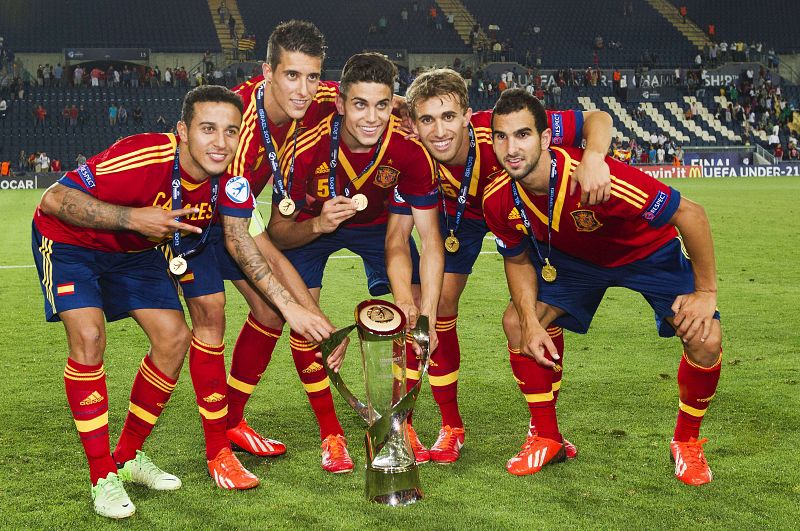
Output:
[
  {"left": 222, "top": 214, "right": 336, "bottom": 342},
  {"left": 39, "top": 183, "right": 201, "bottom": 238}
]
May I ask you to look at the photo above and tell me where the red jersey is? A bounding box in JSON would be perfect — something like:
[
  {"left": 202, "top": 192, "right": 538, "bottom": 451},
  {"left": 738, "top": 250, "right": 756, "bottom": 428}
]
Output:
[
  {"left": 34, "top": 133, "right": 253, "bottom": 253},
  {"left": 483, "top": 146, "right": 680, "bottom": 268},
  {"left": 438, "top": 109, "right": 584, "bottom": 220},
  {"left": 230, "top": 76, "right": 339, "bottom": 197},
  {"left": 284, "top": 113, "right": 438, "bottom": 227}
]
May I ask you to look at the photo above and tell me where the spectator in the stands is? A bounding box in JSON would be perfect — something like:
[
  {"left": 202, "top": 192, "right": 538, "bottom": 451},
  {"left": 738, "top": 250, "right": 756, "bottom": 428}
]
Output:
[
  {"left": 33, "top": 104, "right": 47, "bottom": 129},
  {"left": 50, "top": 158, "right": 61, "bottom": 173},
  {"left": 18, "top": 150, "right": 27, "bottom": 173},
  {"left": 73, "top": 66, "right": 84, "bottom": 87},
  {"left": 217, "top": 0, "right": 227, "bottom": 24},
  {"left": 228, "top": 14, "right": 236, "bottom": 39},
  {"left": 787, "top": 145, "right": 800, "bottom": 161},
  {"left": 54, "top": 63, "right": 63, "bottom": 86},
  {"left": 90, "top": 67, "right": 101, "bottom": 87},
  {"left": 69, "top": 104, "right": 78, "bottom": 128},
  {"left": 656, "top": 145, "right": 666, "bottom": 164},
  {"left": 75, "top": 153, "right": 87, "bottom": 168},
  {"left": 401, "top": 7, "right": 408, "bottom": 23},
  {"left": 36, "top": 152, "right": 50, "bottom": 172},
  {"left": 679, "top": 5, "right": 687, "bottom": 23},
  {"left": 118, "top": 104, "right": 128, "bottom": 125},
  {"left": 155, "top": 114, "right": 167, "bottom": 132},
  {"left": 122, "top": 65, "right": 131, "bottom": 87},
  {"left": 108, "top": 103, "right": 118, "bottom": 126},
  {"left": 648, "top": 145, "right": 657, "bottom": 163},
  {"left": 773, "top": 143, "right": 783, "bottom": 160},
  {"left": 0, "top": 97, "right": 6, "bottom": 119},
  {"left": 164, "top": 67, "right": 173, "bottom": 86}
]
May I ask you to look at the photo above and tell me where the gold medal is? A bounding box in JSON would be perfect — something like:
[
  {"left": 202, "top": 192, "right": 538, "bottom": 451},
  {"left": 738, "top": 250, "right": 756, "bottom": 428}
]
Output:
[
  {"left": 278, "top": 197, "right": 296, "bottom": 216},
  {"left": 541, "top": 258, "right": 557, "bottom": 283},
  {"left": 352, "top": 193, "right": 368, "bottom": 212},
  {"left": 169, "top": 256, "right": 188, "bottom": 276},
  {"left": 444, "top": 230, "right": 460, "bottom": 253}
]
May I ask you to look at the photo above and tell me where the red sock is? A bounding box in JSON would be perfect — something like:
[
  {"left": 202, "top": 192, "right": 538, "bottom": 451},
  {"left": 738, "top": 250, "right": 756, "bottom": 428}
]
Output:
[
  {"left": 674, "top": 350, "right": 722, "bottom": 442},
  {"left": 429, "top": 315, "right": 462, "bottom": 428},
  {"left": 290, "top": 330, "right": 343, "bottom": 439},
  {"left": 405, "top": 333, "right": 421, "bottom": 425},
  {"left": 113, "top": 355, "right": 177, "bottom": 464},
  {"left": 509, "top": 344, "right": 561, "bottom": 441},
  {"left": 189, "top": 336, "right": 229, "bottom": 460},
  {"left": 64, "top": 358, "right": 116, "bottom": 485},
  {"left": 227, "top": 313, "right": 282, "bottom": 428}
]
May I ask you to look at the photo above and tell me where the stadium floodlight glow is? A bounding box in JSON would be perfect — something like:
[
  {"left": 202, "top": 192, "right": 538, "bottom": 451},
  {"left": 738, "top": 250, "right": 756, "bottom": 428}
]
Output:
[{"left": 321, "top": 300, "right": 430, "bottom": 506}]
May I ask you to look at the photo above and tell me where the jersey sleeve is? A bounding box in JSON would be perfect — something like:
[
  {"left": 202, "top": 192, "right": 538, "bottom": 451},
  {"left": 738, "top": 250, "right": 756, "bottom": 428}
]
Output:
[
  {"left": 546, "top": 110, "right": 583, "bottom": 148},
  {"left": 389, "top": 186, "right": 413, "bottom": 215},
  {"left": 604, "top": 156, "right": 681, "bottom": 227},
  {"left": 219, "top": 175, "right": 255, "bottom": 217},
  {"left": 395, "top": 139, "right": 439, "bottom": 210}
]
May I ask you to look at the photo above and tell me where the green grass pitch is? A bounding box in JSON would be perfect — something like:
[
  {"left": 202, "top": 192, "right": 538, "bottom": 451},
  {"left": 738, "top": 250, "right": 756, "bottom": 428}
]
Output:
[{"left": 0, "top": 177, "right": 798, "bottom": 529}]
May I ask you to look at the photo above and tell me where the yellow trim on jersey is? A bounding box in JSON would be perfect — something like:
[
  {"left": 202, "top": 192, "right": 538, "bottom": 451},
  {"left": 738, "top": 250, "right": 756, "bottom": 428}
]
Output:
[
  {"left": 406, "top": 368, "right": 421, "bottom": 381},
  {"left": 231, "top": 81, "right": 263, "bottom": 177},
  {"left": 227, "top": 375, "right": 256, "bottom": 395},
  {"left": 678, "top": 401, "right": 707, "bottom": 417},
  {"left": 129, "top": 402, "right": 159, "bottom": 425},
  {"left": 552, "top": 380, "right": 562, "bottom": 392},
  {"left": 280, "top": 117, "right": 331, "bottom": 175},
  {"left": 74, "top": 412, "right": 109, "bottom": 433},
  {"left": 428, "top": 370, "right": 459, "bottom": 387},
  {"left": 337, "top": 117, "right": 396, "bottom": 191},
  {"left": 96, "top": 154, "right": 175, "bottom": 176},
  {"left": 302, "top": 378, "right": 330, "bottom": 393},
  {"left": 438, "top": 123, "right": 483, "bottom": 198},
  {"left": 524, "top": 390, "right": 554, "bottom": 403},
  {"left": 198, "top": 405, "right": 229, "bottom": 420},
  {"left": 95, "top": 135, "right": 176, "bottom": 173},
  {"left": 610, "top": 175, "right": 648, "bottom": 202},
  {"left": 503, "top": 146, "right": 572, "bottom": 231}
]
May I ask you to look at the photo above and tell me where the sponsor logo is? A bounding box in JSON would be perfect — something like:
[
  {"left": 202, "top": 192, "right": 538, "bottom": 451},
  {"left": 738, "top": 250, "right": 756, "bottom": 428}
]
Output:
[
  {"left": 570, "top": 209, "right": 602, "bottom": 231},
  {"left": 551, "top": 114, "right": 563, "bottom": 145},
  {"left": 77, "top": 164, "right": 96, "bottom": 189},
  {"left": 374, "top": 165, "right": 400, "bottom": 188},
  {"left": 302, "top": 362, "right": 323, "bottom": 374},
  {"left": 688, "top": 166, "right": 702, "bottom": 178},
  {"left": 552, "top": 364, "right": 562, "bottom": 373},
  {"left": 79, "top": 391, "right": 105, "bottom": 406},
  {"left": 696, "top": 393, "right": 716, "bottom": 403},
  {"left": 508, "top": 208, "right": 521, "bottom": 220},
  {"left": 643, "top": 190, "right": 668, "bottom": 221},
  {"left": 393, "top": 187, "right": 406, "bottom": 204},
  {"left": 202, "top": 392, "right": 225, "bottom": 403},
  {"left": 225, "top": 176, "right": 250, "bottom": 203},
  {"left": 314, "top": 162, "right": 330, "bottom": 175}
]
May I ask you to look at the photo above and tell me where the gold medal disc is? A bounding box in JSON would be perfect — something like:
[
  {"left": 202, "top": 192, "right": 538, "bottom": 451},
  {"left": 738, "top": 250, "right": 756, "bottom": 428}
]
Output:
[
  {"left": 352, "top": 193, "right": 368, "bottom": 212},
  {"left": 278, "top": 197, "right": 296, "bottom": 216},
  {"left": 445, "top": 233, "right": 460, "bottom": 253},
  {"left": 169, "top": 256, "right": 188, "bottom": 276},
  {"left": 541, "top": 259, "right": 557, "bottom": 283}
]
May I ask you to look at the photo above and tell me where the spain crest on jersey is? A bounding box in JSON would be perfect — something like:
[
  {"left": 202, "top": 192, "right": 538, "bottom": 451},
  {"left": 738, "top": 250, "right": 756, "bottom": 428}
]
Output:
[
  {"left": 374, "top": 165, "right": 400, "bottom": 188},
  {"left": 570, "top": 209, "right": 603, "bottom": 232}
]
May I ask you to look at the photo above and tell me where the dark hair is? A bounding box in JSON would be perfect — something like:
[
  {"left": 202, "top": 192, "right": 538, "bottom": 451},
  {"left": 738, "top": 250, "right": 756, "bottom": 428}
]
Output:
[
  {"left": 492, "top": 88, "right": 548, "bottom": 134},
  {"left": 339, "top": 53, "right": 397, "bottom": 97},
  {"left": 266, "top": 20, "right": 326, "bottom": 70},
  {"left": 406, "top": 68, "right": 468, "bottom": 120},
  {"left": 181, "top": 85, "right": 243, "bottom": 126}
]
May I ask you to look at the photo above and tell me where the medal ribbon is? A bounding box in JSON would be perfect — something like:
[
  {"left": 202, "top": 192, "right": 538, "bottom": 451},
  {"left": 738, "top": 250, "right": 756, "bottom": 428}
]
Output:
[
  {"left": 509, "top": 149, "right": 557, "bottom": 268},
  {"left": 170, "top": 148, "right": 219, "bottom": 259},
  {"left": 437, "top": 125, "right": 477, "bottom": 237},
  {"left": 256, "top": 83, "right": 298, "bottom": 200},
  {"left": 328, "top": 114, "right": 384, "bottom": 198}
]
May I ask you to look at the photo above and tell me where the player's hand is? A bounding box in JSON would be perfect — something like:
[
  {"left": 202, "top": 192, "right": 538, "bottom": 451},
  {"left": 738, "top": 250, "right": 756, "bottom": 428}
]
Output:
[
  {"left": 314, "top": 196, "right": 357, "bottom": 234},
  {"left": 570, "top": 151, "right": 611, "bottom": 205},
  {"left": 283, "top": 304, "right": 336, "bottom": 344},
  {"left": 519, "top": 321, "right": 559, "bottom": 368},
  {"left": 131, "top": 206, "right": 202, "bottom": 239},
  {"left": 391, "top": 94, "right": 417, "bottom": 137},
  {"left": 396, "top": 300, "right": 420, "bottom": 329},
  {"left": 316, "top": 336, "right": 350, "bottom": 373},
  {"left": 671, "top": 290, "right": 717, "bottom": 344}
]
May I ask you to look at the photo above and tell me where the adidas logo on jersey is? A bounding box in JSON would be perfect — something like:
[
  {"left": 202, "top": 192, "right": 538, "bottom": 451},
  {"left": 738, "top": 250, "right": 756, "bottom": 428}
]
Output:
[
  {"left": 203, "top": 392, "right": 226, "bottom": 403},
  {"left": 302, "top": 362, "right": 323, "bottom": 374},
  {"left": 314, "top": 162, "right": 330, "bottom": 175},
  {"left": 508, "top": 208, "right": 521, "bottom": 220},
  {"left": 79, "top": 391, "right": 105, "bottom": 406}
]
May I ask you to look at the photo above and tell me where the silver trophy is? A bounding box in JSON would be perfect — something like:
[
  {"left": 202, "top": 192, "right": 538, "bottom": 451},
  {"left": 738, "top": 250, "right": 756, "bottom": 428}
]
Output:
[{"left": 321, "top": 300, "right": 431, "bottom": 506}]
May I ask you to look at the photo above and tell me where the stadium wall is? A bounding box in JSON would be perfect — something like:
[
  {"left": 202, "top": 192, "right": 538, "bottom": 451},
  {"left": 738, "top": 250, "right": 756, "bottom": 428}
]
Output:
[
  {"left": 409, "top": 53, "right": 476, "bottom": 72},
  {"left": 13, "top": 52, "right": 207, "bottom": 72}
]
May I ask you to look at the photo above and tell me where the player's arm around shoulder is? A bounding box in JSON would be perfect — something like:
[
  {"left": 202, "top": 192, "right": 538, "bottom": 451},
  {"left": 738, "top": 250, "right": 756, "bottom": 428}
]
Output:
[
  {"left": 409, "top": 204, "right": 444, "bottom": 322},
  {"left": 39, "top": 182, "right": 200, "bottom": 239},
  {"left": 668, "top": 196, "right": 719, "bottom": 343},
  {"left": 571, "top": 110, "right": 613, "bottom": 205}
]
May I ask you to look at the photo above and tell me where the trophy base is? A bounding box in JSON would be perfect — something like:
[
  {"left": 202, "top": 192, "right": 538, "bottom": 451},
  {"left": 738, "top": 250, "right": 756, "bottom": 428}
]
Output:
[{"left": 365, "top": 466, "right": 423, "bottom": 506}]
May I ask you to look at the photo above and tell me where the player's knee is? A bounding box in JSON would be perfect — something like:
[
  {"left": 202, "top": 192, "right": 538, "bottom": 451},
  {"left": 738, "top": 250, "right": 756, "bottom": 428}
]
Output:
[
  {"left": 502, "top": 305, "right": 520, "bottom": 337},
  {"left": 186, "top": 293, "right": 226, "bottom": 337},
  {"left": 685, "top": 329, "right": 722, "bottom": 368},
  {"left": 71, "top": 326, "right": 106, "bottom": 361},
  {"left": 249, "top": 300, "right": 285, "bottom": 329}
]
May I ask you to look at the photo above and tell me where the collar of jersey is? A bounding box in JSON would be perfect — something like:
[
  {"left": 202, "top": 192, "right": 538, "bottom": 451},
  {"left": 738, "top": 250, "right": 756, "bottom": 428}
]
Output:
[
  {"left": 438, "top": 124, "right": 482, "bottom": 197},
  {"left": 512, "top": 146, "right": 574, "bottom": 231},
  {"left": 336, "top": 115, "right": 396, "bottom": 190}
]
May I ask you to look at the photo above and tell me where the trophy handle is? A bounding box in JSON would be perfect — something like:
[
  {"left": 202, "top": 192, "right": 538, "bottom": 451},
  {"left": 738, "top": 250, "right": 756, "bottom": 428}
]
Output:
[
  {"left": 320, "top": 325, "right": 377, "bottom": 423},
  {"left": 368, "top": 315, "right": 431, "bottom": 446}
]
